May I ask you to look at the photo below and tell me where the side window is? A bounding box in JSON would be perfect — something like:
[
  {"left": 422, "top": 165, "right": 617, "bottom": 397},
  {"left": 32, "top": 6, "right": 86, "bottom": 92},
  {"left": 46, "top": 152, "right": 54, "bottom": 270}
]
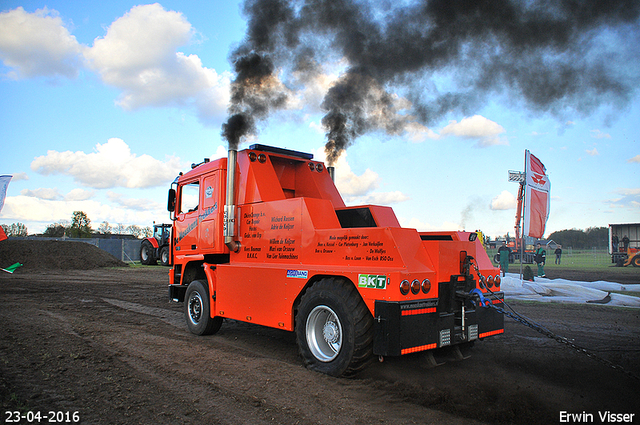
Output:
[{"left": 180, "top": 181, "right": 200, "bottom": 214}]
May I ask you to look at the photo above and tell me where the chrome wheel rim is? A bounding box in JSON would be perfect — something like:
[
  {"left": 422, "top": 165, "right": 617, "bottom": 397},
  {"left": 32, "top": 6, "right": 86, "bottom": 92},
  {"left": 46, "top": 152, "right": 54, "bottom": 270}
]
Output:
[
  {"left": 141, "top": 246, "right": 149, "bottom": 261},
  {"left": 306, "top": 305, "right": 342, "bottom": 362}
]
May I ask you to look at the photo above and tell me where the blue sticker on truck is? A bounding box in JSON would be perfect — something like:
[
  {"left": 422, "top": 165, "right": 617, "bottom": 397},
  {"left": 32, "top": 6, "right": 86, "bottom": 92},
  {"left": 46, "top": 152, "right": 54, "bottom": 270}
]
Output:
[{"left": 286, "top": 270, "right": 308, "bottom": 279}]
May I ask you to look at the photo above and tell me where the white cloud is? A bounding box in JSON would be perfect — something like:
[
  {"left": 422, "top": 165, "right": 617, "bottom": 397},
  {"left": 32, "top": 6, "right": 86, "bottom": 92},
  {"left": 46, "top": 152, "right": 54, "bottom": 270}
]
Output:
[
  {"left": 609, "top": 188, "right": 640, "bottom": 210},
  {"left": 9, "top": 172, "right": 29, "bottom": 181},
  {"left": 312, "top": 147, "right": 409, "bottom": 205},
  {"left": 30, "top": 138, "right": 183, "bottom": 189},
  {"left": 349, "top": 190, "right": 410, "bottom": 205},
  {"left": 84, "top": 4, "right": 229, "bottom": 115},
  {"left": 20, "top": 187, "right": 96, "bottom": 201},
  {"left": 1, "top": 196, "right": 101, "bottom": 223},
  {"left": 590, "top": 129, "right": 611, "bottom": 139},
  {"left": 618, "top": 188, "right": 640, "bottom": 196},
  {"left": 628, "top": 155, "right": 640, "bottom": 163},
  {"left": 490, "top": 190, "right": 517, "bottom": 210},
  {"left": 1, "top": 5, "right": 229, "bottom": 122},
  {"left": 1, "top": 195, "right": 166, "bottom": 233},
  {"left": 586, "top": 148, "right": 599, "bottom": 156},
  {"left": 20, "top": 187, "right": 62, "bottom": 200},
  {"left": 65, "top": 188, "right": 95, "bottom": 201},
  {"left": 107, "top": 191, "right": 161, "bottom": 211},
  {"left": 403, "top": 217, "right": 461, "bottom": 232},
  {"left": 405, "top": 122, "right": 439, "bottom": 143},
  {"left": 291, "top": 71, "right": 341, "bottom": 110},
  {"left": 312, "top": 148, "right": 379, "bottom": 196},
  {"left": 0, "top": 7, "right": 83, "bottom": 79},
  {"left": 440, "top": 115, "right": 507, "bottom": 147}
]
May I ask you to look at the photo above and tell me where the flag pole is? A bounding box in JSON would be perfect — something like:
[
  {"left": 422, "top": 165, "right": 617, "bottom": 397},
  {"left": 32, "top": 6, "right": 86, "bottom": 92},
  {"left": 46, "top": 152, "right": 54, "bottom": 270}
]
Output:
[{"left": 520, "top": 150, "right": 527, "bottom": 282}]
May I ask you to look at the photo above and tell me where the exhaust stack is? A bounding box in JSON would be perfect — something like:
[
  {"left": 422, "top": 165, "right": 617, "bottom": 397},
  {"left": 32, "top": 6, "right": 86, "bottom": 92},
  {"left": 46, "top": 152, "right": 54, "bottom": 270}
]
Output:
[
  {"left": 224, "top": 148, "right": 241, "bottom": 252},
  {"left": 328, "top": 166, "right": 335, "bottom": 182}
]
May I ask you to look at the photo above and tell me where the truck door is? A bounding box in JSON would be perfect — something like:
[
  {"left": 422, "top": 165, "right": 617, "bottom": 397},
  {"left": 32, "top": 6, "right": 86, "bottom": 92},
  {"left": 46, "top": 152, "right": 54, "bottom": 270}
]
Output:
[
  {"left": 199, "top": 171, "right": 224, "bottom": 253},
  {"left": 174, "top": 179, "right": 200, "bottom": 254}
]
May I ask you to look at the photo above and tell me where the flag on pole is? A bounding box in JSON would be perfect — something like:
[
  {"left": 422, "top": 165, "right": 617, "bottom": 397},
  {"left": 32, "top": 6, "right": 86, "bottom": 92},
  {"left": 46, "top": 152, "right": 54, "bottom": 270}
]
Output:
[
  {"left": 0, "top": 175, "right": 12, "bottom": 242},
  {"left": 0, "top": 175, "right": 11, "bottom": 212},
  {"left": 523, "top": 150, "right": 550, "bottom": 239}
]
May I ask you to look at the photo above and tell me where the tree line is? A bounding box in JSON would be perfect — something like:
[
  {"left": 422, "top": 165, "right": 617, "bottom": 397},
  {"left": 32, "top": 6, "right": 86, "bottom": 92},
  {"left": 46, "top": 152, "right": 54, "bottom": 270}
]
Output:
[
  {"left": 1, "top": 211, "right": 153, "bottom": 239},
  {"left": 547, "top": 227, "right": 608, "bottom": 249}
]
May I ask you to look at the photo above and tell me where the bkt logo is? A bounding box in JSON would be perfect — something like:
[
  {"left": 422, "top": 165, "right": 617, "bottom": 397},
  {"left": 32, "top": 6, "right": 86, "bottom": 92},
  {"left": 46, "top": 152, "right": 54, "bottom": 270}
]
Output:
[{"left": 358, "top": 274, "right": 387, "bottom": 289}]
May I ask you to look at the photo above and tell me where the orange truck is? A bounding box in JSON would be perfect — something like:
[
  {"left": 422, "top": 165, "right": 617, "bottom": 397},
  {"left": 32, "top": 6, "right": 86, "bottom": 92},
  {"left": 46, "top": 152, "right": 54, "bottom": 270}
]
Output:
[{"left": 167, "top": 144, "right": 504, "bottom": 376}]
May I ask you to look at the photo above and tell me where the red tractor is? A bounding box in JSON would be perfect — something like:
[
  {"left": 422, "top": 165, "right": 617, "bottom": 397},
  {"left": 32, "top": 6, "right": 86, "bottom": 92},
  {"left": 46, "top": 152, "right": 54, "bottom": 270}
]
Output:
[{"left": 140, "top": 223, "right": 171, "bottom": 266}]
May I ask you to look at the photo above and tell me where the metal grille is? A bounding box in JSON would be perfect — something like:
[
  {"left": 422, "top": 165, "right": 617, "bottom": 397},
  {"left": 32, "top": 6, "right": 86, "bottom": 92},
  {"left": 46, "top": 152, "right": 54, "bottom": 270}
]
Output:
[
  {"left": 439, "top": 329, "right": 451, "bottom": 347},
  {"left": 468, "top": 324, "right": 478, "bottom": 341}
]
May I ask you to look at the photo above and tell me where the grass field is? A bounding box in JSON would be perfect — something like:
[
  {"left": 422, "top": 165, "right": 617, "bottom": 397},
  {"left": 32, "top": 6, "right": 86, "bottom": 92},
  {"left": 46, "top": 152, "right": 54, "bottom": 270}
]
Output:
[{"left": 486, "top": 248, "right": 640, "bottom": 276}]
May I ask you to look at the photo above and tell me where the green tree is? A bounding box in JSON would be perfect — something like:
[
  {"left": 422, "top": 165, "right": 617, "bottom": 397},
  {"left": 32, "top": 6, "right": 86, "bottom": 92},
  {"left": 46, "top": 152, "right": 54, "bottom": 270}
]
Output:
[
  {"left": 548, "top": 227, "right": 608, "bottom": 249},
  {"left": 68, "top": 211, "right": 92, "bottom": 238},
  {"left": 126, "top": 224, "right": 142, "bottom": 238},
  {"left": 1, "top": 223, "right": 28, "bottom": 237},
  {"left": 43, "top": 222, "right": 68, "bottom": 237},
  {"left": 98, "top": 221, "right": 112, "bottom": 234},
  {"left": 585, "top": 227, "right": 608, "bottom": 248}
]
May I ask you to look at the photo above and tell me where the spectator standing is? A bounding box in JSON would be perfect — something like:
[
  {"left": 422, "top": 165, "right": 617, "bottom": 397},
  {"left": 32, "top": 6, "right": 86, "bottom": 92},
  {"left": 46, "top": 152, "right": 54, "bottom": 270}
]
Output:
[
  {"left": 534, "top": 243, "right": 546, "bottom": 277},
  {"left": 498, "top": 241, "right": 511, "bottom": 276},
  {"left": 554, "top": 246, "right": 562, "bottom": 264}
]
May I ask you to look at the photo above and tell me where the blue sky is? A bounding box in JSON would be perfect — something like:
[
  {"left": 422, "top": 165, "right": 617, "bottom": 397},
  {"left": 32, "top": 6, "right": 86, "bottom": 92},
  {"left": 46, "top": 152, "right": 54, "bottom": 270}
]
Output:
[{"left": 1, "top": 1, "right": 638, "bottom": 238}]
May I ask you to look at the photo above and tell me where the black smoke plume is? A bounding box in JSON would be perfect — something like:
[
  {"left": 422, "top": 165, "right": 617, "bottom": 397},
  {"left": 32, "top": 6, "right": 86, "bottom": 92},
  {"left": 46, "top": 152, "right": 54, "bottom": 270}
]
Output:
[
  {"left": 221, "top": 52, "right": 287, "bottom": 149},
  {"left": 222, "top": 0, "right": 640, "bottom": 163}
]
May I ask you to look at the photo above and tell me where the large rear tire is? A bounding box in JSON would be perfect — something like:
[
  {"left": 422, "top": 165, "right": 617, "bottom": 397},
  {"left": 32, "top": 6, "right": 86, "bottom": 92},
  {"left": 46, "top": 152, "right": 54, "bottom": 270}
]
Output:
[
  {"left": 140, "top": 240, "right": 157, "bottom": 265},
  {"left": 185, "top": 280, "right": 222, "bottom": 336},
  {"left": 295, "top": 277, "right": 373, "bottom": 377},
  {"left": 632, "top": 255, "right": 640, "bottom": 267}
]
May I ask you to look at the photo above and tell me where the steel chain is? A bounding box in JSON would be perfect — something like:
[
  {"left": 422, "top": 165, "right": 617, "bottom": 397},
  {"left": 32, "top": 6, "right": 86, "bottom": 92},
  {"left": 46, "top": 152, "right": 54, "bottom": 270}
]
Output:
[{"left": 469, "top": 257, "right": 640, "bottom": 382}]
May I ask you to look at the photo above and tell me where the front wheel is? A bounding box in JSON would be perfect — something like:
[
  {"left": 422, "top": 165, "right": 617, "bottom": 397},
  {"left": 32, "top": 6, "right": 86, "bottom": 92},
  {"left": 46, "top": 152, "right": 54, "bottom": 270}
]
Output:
[
  {"left": 295, "top": 278, "right": 373, "bottom": 377},
  {"left": 632, "top": 255, "right": 640, "bottom": 267},
  {"left": 185, "top": 280, "right": 222, "bottom": 335},
  {"left": 160, "top": 246, "right": 170, "bottom": 266}
]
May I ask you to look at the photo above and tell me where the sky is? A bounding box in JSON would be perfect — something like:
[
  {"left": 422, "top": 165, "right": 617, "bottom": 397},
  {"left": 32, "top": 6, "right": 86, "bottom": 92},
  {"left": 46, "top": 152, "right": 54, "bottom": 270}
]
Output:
[{"left": 0, "top": 0, "right": 638, "bottom": 239}]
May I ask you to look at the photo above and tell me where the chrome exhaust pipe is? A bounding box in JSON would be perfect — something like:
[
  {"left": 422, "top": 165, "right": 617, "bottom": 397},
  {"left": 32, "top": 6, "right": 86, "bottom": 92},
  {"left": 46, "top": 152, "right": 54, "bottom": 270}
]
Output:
[
  {"left": 327, "top": 166, "right": 335, "bottom": 182},
  {"left": 224, "top": 148, "right": 240, "bottom": 252}
]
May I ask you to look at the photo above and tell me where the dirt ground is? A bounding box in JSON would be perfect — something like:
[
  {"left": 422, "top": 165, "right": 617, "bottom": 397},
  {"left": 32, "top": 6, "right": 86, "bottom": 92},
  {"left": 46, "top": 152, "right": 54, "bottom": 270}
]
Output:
[{"left": 1, "top": 241, "right": 639, "bottom": 424}]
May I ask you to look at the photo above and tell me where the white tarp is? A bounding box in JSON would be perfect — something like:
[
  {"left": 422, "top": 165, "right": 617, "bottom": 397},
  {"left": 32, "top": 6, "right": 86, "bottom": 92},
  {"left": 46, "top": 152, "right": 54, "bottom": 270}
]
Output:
[{"left": 500, "top": 273, "right": 640, "bottom": 308}]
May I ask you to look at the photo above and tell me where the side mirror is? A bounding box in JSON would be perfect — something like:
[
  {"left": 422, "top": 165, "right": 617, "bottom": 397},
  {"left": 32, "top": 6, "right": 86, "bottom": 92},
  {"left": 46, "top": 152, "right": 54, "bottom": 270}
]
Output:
[{"left": 167, "top": 188, "right": 176, "bottom": 212}]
